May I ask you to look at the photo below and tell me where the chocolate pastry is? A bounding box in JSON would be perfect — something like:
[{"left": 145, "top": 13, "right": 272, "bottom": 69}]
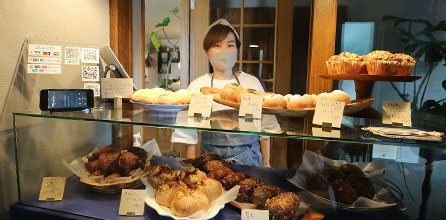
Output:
[
  {"left": 346, "top": 174, "right": 375, "bottom": 199},
  {"left": 207, "top": 166, "right": 232, "bottom": 181},
  {"left": 322, "top": 167, "right": 346, "bottom": 183},
  {"left": 127, "top": 147, "right": 148, "bottom": 162},
  {"left": 88, "top": 146, "right": 116, "bottom": 162},
  {"left": 203, "top": 160, "right": 232, "bottom": 173},
  {"left": 306, "top": 172, "right": 330, "bottom": 191},
  {"left": 331, "top": 179, "right": 359, "bottom": 205},
  {"left": 119, "top": 151, "right": 139, "bottom": 174},
  {"left": 178, "top": 168, "right": 207, "bottom": 188},
  {"left": 221, "top": 172, "right": 246, "bottom": 189},
  {"left": 237, "top": 177, "right": 265, "bottom": 201},
  {"left": 251, "top": 185, "right": 282, "bottom": 208},
  {"left": 98, "top": 151, "right": 120, "bottom": 174},
  {"left": 265, "top": 192, "right": 300, "bottom": 220},
  {"left": 191, "top": 153, "right": 221, "bottom": 170},
  {"left": 85, "top": 160, "right": 99, "bottom": 173},
  {"left": 340, "top": 164, "right": 365, "bottom": 177}
]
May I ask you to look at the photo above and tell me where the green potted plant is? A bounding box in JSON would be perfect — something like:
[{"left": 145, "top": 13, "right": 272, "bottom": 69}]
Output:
[
  {"left": 382, "top": 16, "right": 446, "bottom": 109},
  {"left": 383, "top": 16, "right": 446, "bottom": 129},
  {"left": 150, "top": 7, "right": 180, "bottom": 90}
]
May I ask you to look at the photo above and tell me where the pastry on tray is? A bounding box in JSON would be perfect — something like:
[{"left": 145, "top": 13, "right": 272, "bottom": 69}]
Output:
[
  {"left": 326, "top": 51, "right": 367, "bottom": 75},
  {"left": 305, "top": 163, "right": 376, "bottom": 205},
  {"left": 148, "top": 164, "right": 223, "bottom": 218},
  {"left": 188, "top": 154, "right": 304, "bottom": 219},
  {"left": 131, "top": 87, "right": 202, "bottom": 105}
]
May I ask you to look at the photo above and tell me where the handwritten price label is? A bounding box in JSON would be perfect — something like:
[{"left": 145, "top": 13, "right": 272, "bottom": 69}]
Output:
[
  {"left": 241, "top": 209, "right": 269, "bottom": 220},
  {"left": 382, "top": 101, "right": 412, "bottom": 126},
  {"left": 239, "top": 94, "right": 263, "bottom": 118},
  {"left": 188, "top": 94, "right": 213, "bottom": 118},
  {"left": 38, "top": 177, "right": 66, "bottom": 201},
  {"left": 100, "top": 78, "right": 134, "bottom": 98},
  {"left": 313, "top": 100, "right": 345, "bottom": 128},
  {"left": 118, "top": 189, "right": 146, "bottom": 216}
]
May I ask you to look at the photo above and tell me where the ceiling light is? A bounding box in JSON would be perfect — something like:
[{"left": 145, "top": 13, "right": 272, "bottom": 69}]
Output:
[{"left": 249, "top": 44, "right": 259, "bottom": 48}]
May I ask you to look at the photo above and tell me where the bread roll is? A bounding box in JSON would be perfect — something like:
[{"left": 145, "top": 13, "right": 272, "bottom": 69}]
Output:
[
  {"left": 176, "top": 89, "right": 201, "bottom": 104},
  {"left": 157, "top": 91, "right": 182, "bottom": 105},
  {"left": 170, "top": 189, "right": 209, "bottom": 217},
  {"left": 131, "top": 89, "right": 151, "bottom": 102},
  {"left": 286, "top": 95, "right": 313, "bottom": 110},
  {"left": 220, "top": 83, "right": 243, "bottom": 102},
  {"left": 236, "top": 89, "right": 260, "bottom": 103},
  {"left": 155, "top": 182, "right": 187, "bottom": 208},
  {"left": 197, "top": 178, "right": 223, "bottom": 202},
  {"left": 263, "top": 94, "right": 287, "bottom": 109},
  {"left": 319, "top": 90, "right": 351, "bottom": 104}
]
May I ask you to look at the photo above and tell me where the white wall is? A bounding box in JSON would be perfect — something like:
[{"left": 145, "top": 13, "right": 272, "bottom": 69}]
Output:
[{"left": 0, "top": 0, "right": 110, "bottom": 218}]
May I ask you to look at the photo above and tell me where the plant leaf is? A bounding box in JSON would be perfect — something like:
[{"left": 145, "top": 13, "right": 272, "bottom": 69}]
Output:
[
  {"left": 170, "top": 7, "right": 179, "bottom": 15},
  {"left": 442, "top": 80, "right": 446, "bottom": 91},
  {"left": 151, "top": 32, "right": 160, "bottom": 52},
  {"left": 162, "top": 17, "right": 170, "bottom": 26},
  {"left": 155, "top": 22, "right": 164, "bottom": 28},
  {"left": 434, "top": 20, "right": 446, "bottom": 31}
]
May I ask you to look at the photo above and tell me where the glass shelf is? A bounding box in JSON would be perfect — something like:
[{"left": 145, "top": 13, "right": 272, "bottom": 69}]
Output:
[{"left": 13, "top": 103, "right": 446, "bottom": 150}]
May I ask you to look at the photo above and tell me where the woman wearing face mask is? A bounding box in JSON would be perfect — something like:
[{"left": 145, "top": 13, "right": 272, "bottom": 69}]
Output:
[{"left": 172, "top": 19, "right": 278, "bottom": 167}]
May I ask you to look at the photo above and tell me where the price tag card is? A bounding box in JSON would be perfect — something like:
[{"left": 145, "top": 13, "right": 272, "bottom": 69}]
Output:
[
  {"left": 312, "top": 100, "right": 345, "bottom": 128},
  {"left": 100, "top": 78, "right": 134, "bottom": 98},
  {"left": 118, "top": 189, "right": 146, "bottom": 216},
  {"left": 312, "top": 127, "right": 340, "bottom": 138},
  {"left": 38, "top": 177, "right": 66, "bottom": 201},
  {"left": 382, "top": 101, "right": 412, "bottom": 126},
  {"left": 239, "top": 94, "right": 263, "bottom": 118},
  {"left": 238, "top": 118, "right": 261, "bottom": 132},
  {"left": 241, "top": 209, "right": 269, "bottom": 220},
  {"left": 188, "top": 94, "right": 213, "bottom": 118},
  {"left": 187, "top": 117, "right": 211, "bottom": 128}
]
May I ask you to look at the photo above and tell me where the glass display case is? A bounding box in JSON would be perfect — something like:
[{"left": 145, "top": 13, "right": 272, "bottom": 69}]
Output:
[{"left": 10, "top": 102, "right": 446, "bottom": 220}]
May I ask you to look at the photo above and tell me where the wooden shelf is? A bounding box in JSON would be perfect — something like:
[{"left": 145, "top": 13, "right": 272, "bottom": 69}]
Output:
[
  {"left": 232, "top": 24, "right": 275, "bottom": 28},
  {"left": 236, "top": 60, "right": 274, "bottom": 64}
]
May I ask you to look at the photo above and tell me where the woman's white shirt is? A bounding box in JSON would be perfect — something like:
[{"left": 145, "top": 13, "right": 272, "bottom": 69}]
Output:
[{"left": 171, "top": 72, "right": 280, "bottom": 145}]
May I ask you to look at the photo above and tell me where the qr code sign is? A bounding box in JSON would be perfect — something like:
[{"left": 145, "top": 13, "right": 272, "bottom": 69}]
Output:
[
  {"left": 84, "top": 83, "right": 100, "bottom": 97},
  {"left": 65, "top": 47, "right": 80, "bottom": 60},
  {"left": 81, "top": 48, "right": 100, "bottom": 64},
  {"left": 81, "top": 66, "right": 99, "bottom": 81}
]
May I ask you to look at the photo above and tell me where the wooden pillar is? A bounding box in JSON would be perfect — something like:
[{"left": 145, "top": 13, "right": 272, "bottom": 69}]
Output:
[
  {"left": 306, "top": 0, "right": 337, "bottom": 94},
  {"left": 273, "top": 0, "right": 293, "bottom": 95},
  {"left": 190, "top": 0, "right": 210, "bottom": 80},
  {"left": 109, "top": 0, "right": 133, "bottom": 77},
  {"left": 109, "top": 0, "right": 134, "bottom": 148},
  {"left": 304, "top": 0, "right": 338, "bottom": 152}
]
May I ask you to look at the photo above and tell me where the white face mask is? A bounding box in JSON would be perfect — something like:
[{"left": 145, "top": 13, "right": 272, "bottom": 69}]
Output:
[{"left": 209, "top": 50, "right": 238, "bottom": 72}]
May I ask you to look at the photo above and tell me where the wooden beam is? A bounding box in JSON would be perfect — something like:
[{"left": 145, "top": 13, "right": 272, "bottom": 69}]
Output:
[
  {"left": 190, "top": 0, "right": 210, "bottom": 80},
  {"left": 180, "top": 0, "right": 190, "bottom": 88},
  {"left": 273, "top": 0, "right": 293, "bottom": 95},
  {"left": 109, "top": 0, "right": 133, "bottom": 77},
  {"left": 306, "top": 0, "right": 337, "bottom": 94},
  {"left": 140, "top": 0, "right": 145, "bottom": 88}
]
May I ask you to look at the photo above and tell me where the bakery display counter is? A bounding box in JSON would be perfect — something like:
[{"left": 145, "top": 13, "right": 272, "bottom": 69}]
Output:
[
  {"left": 13, "top": 103, "right": 446, "bottom": 150},
  {"left": 10, "top": 156, "right": 408, "bottom": 220}
]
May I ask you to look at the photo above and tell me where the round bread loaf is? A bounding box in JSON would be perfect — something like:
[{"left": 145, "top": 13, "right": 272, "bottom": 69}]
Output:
[
  {"left": 236, "top": 88, "right": 260, "bottom": 103},
  {"left": 318, "top": 90, "right": 351, "bottom": 104},
  {"left": 131, "top": 89, "right": 151, "bottom": 102},
  {"left": 155, "top": 182, "right": 187, "bottom": 208},
  {"left": 220, "top": 83, "right": 243, "bottom": 102},
  {"left": 287, "top": 94, "right": 316, "bottom": 110},
  {"left": 157, "top": 91, "right": 182, "bottom": 105},
  {"left": 197, "top": 178, "right": 223, "bottom": 202},
  {"left": 263, "top": 94, "right": 287, "bottom": 109},
  {"left": 170, "top": 189, "right": 209, "bottom": 217}
]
